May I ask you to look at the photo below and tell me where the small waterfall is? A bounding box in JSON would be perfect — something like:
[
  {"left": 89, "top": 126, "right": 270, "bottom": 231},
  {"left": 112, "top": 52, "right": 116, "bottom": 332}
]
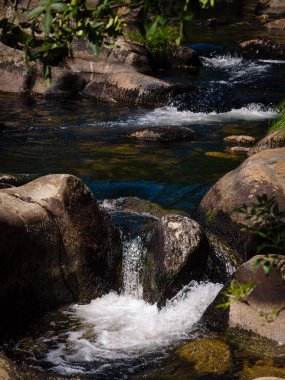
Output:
[{"left": 122, "top": 236, "right": 146, "bottom": 298}]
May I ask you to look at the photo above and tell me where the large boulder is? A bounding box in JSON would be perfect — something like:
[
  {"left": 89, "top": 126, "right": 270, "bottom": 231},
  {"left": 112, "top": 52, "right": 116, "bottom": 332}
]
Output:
[
  {"left": 228, "top": 255, "right": 285, "bottom": 343},
  {"left": 239, "top": 39, "right": 285, "bottom": 60},
  {"left": 0, "top": 174, "right": 122, "bottom": 334},
  {"left": 199, "top": 148, "right": 285, "bottom": 260},
  {"left": 142, "top": 214, "right": 208, "bottom": 304},
  {"left": 248, "top": 130, "right": 285, "bottom": 155},
  {"left": 203, "top": 255, "right": 285, "bottom": 344}
]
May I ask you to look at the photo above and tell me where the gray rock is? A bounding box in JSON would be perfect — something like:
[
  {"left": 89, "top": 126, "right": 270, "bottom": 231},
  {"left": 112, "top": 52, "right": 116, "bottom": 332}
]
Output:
[
  {"left": 0, "top": 174, "right": 122, "bottom": 334},
  {"left": 142, "top": 214, "right": 208, "bottom": 304}
]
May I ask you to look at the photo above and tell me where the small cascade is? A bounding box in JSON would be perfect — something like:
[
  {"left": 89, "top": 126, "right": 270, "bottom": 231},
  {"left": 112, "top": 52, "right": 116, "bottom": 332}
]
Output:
[{"left": 122, "top": 236, "right": 146, "bottom": 298}]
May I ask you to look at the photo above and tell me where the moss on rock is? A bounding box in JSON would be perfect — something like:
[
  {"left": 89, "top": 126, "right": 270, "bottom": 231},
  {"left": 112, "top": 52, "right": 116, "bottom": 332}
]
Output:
[{"left": 176, "top": 338, "right": 232, "bottom": 375}]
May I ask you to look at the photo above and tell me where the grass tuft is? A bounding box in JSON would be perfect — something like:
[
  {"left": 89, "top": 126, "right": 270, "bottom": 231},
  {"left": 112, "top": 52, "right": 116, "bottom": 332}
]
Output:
[
  {"left": 268, "top": 100, "right": 285, "bottom": 136},
  {"left": 125, "top": 25, "right": 180, "bottom": 55}
]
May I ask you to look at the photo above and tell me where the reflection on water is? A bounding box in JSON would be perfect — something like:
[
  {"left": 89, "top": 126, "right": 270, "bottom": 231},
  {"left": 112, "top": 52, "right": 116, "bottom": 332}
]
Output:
[{"left": 0, "top": 51, "right": 284, "bottom": 213}]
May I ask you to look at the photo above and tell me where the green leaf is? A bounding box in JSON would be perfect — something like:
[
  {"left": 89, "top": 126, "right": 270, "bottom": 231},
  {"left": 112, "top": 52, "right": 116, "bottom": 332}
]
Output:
[
  {"left": 90, "top": 41, "right": 100, "bottom": 56},
  {"left": 44, "top": 11, "right": 53, "bottom": 34},
  {"left": 27, "top": 6, "right": 45, "bottom": 19},
  {"left": 50, "top": 2, "right": 68, "bottom": 13}
]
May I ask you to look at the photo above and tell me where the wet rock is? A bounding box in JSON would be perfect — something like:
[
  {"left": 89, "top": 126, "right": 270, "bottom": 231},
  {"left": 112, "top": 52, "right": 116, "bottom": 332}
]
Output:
[
  {"left": 224, "top": 135, "right": 256, "bottom": 146},
  {"left": 176, "top": 338, "right": 232, "bottom": 375},
  {"left": 81, "top": 71, "right": 190, "bottom": 107},
  {"left": 205, "top": 232, "right": 242, "bottom": 282},
  {"left": 0, "top": 353, "right": 84, "bottom": 379},
  {"left": 239, "top": 39, "right": 285, "bottom": 60},
  {"left": 0, "top": 173, "right": 39, "bottom": 187},
  {"left": 248, "top": 129, "right": 285, "bottom": 155},
  {"left": 199, "top": 148, "right": 285, "bottom": 260},
  {"left": 265, "top": 18, "right": 285, "bottom": 30},
  {"left": 0, "top": 354, "right": 22, "bottom": 380},
  {"left": 238, "top": 358, "right": 285, "bottom": 380},
  {"left": 0, "top": 174, "right": 122, "bottom": 334},
  {"left": 152, "top": 45, "right": 201, "bottom": 71},
  {"left": 230, "top": 146, "right": 251, "bottom": 155},
  {"left": 256, "top": 0, "right": 285, "bottom": 17},
  {"left": 102, "top": 196, "right": 187, "bottom": 219},
  {"left": 142, "top": 214, "right": 208, "bottom": 304},
  {"left": 126, "top": 126, "right": 196, "bottom": 142}
]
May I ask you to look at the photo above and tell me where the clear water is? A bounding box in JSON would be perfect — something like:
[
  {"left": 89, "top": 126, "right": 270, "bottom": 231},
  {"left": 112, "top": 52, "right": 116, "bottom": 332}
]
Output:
[
  {"left": 0, "top": 54, "right": 284, "bottom": 213},
  {"left": 1, "top": 7, "right": 285, "bottom": 377}
]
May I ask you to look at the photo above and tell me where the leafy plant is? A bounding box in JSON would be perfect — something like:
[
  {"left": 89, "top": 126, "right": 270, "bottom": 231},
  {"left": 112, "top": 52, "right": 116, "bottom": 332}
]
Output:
[
  {"left": 235, "top": 194, "right": 285, "bottom": 254},
  {"left": 268, "top": 100, "right": 285, "bottom": 136},
  {"left": 217, "top": 280, "right": 254, "bottom": 309},
  {"left": 0, "top": 0, "right": 217, "bottom": 83}
]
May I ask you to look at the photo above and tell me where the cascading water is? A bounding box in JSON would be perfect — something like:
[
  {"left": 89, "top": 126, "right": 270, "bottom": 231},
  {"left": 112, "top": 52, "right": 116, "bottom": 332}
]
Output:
[{"left": 13, "top": 235, "right": 222, "bottom": 378}]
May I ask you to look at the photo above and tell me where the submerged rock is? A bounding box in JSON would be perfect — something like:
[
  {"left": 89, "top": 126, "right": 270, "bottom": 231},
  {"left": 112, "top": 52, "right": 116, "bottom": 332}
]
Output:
[
  {"left": 0, "top": 174, "right": 122, "bottom": 334},
  {"left": 126, "top": 126, "right": 196, "bottom": 142},
  {"left": 176, "top": 338, "right": 232, "bottom": 375},
  {"left": 0, "top": 354, "right": 84, "bottom": 379},
  {"left": 239, "top": 39, "right": 285, "bottom": 60},
  {"left": 238, "top": 358, "right": 285, "bottom": 380},
  {"left": 230, "top": 146, "right": 251, "bottom": 155},
  {"left": 248, "top": 129, "right": 285, "bottom": 155},
  {"left": 265, "top": 18, "right": 285, "bottom": 30},
  {"left": 199, "top": 148, "right": 285, "bottom": 260},
  {"left": 224, "top": 135, "right": 256, "bottom": 146},
  {"left": 142, "top": 214, "right": 208, "bottom": 304}
]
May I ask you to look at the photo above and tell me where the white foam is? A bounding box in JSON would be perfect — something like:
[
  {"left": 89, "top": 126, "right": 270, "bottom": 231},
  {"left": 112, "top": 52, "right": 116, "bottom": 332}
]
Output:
[
  {"left": 125, "top": 103, "right": 275, "bottom": 128},
  {"left": 45, "top": 281, "right": 222, "bottom": 374},
  {"left": 202, "top": 54, "right": 272, "bottom": 82}
]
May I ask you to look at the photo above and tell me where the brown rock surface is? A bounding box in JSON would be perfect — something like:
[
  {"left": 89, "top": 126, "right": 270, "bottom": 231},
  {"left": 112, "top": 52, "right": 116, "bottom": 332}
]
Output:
[
  {"left": 249, "top": 130, "right": 285, "bottom": 155},
  {"left": 0, "top": 174, "right": 122, "bottom": 334},
  {"left": 199, "top": 148, "right": 285, "bottom": 259},
  {"left": 239, "top": 39, "right": 285, "bottom": 60}
]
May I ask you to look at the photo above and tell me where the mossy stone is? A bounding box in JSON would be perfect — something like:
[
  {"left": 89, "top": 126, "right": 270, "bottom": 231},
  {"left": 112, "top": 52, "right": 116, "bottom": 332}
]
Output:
[
  {"left": 176, "top": 338, "right": 232, "bottom": 375},
  {"left": 238, "top": 358, "right": 285, "bottom": 380}
]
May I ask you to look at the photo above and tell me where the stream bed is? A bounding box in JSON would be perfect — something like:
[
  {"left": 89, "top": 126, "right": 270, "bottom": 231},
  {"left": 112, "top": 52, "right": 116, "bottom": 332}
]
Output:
[{"left": 1, "top": 8, "right": 285, "bottom": 379}]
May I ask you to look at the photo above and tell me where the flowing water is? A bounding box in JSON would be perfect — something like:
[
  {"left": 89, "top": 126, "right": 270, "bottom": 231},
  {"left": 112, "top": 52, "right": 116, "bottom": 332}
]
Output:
[{"left": 1, "top": 6, "right": 285, "bottom": 378}]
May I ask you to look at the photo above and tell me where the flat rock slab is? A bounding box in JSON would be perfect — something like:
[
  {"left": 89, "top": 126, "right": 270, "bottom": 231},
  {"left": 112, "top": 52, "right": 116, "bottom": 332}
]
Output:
[{"left": 126, "top": 126, "right": 196, "bottom": 142}]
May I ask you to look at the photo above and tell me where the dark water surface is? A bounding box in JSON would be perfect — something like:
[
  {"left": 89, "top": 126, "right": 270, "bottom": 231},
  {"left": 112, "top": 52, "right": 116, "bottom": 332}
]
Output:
[{"left": 1, "top": 52, "right": 284, "bottom": 212}]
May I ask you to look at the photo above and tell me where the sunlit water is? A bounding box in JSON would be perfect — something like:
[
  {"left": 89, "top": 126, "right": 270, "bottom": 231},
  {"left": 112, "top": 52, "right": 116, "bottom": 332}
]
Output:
[{"left": 0, "top": 54, "right": 284, "bottom": 212}]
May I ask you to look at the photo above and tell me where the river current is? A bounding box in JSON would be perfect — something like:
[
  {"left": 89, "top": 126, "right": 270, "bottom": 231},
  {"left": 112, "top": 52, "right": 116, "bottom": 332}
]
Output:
[{"left": 1, "top": 16, "right": 285, "bottom": 379}]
